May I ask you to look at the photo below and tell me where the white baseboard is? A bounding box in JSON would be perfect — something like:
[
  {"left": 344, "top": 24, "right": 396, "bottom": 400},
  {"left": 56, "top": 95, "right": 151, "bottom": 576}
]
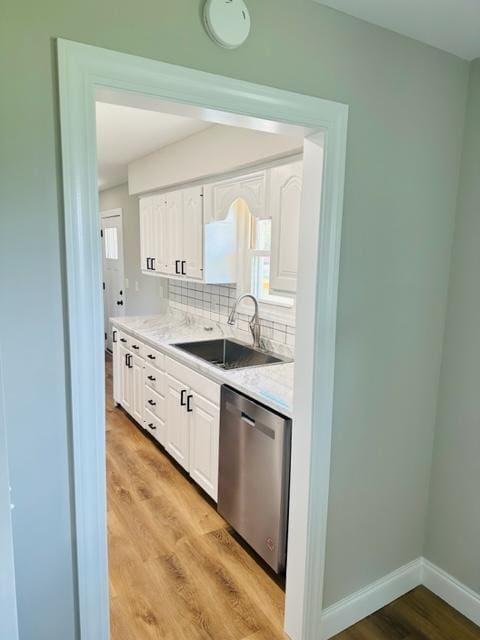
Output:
[
  {"left": 319, "top": 557, "right": 480, "bottom": 639},
  {"left": 421, "top": 558, "right": 480, "bottom": 627},
  {"left": 320, "top": 558, "right": 423, "bottom": 639}
]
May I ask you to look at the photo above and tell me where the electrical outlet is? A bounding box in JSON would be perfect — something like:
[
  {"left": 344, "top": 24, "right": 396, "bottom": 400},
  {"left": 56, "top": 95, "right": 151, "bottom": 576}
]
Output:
[{"left": 135, "top": 281, "right": 140, "bottom": 292}]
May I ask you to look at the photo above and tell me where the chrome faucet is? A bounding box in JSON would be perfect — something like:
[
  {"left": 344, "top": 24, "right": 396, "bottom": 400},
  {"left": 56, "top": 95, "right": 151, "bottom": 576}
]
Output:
[{"left": 227, "top": 294, "right": 261, "bottom": 349}]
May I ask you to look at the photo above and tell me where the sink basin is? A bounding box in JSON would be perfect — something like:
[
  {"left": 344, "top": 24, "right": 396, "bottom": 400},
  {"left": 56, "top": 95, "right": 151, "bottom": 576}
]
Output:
[{"left": 173, "top": 338, "right": 291, "bottom": 370}]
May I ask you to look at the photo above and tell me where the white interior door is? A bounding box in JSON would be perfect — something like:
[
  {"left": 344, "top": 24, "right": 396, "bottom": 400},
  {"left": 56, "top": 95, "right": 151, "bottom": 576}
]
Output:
[{"left": 100, "top": 210, "right": 125, "bottom": 351}]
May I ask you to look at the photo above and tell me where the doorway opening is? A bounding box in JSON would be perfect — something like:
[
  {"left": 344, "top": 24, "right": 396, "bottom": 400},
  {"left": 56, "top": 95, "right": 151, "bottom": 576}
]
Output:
[{"left": 58, "top": 39, "right": 348, "bottom": 640}]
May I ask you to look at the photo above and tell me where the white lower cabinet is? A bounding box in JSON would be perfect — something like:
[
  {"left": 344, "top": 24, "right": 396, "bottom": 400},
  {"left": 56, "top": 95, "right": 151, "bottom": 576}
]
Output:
[
  {"left": 166, "top": 373, "right": 190, "bottom": 470},
  {"left": 118, "top": 343, "right": 133, "bottom": 414},
  {"left": 112, "top": 328, "right": 220, "bottom": 501},
  {"left": 112, "top": 329, "right": 122, "bottom": 404},
  {"left": 189, "top": 392, "right": 219, "bottom": 501},
  {"left": 165, "top": 357, "right": 220, "bottom": 500},
  {"left": 131, "top": 354, "right": 144, "bottom": 426}
]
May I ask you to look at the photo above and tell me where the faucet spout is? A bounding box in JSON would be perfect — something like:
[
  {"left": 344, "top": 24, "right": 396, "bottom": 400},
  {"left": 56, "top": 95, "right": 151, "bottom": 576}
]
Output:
[{"left": 227, "top": 294, "right": 261, "bottom": 348}]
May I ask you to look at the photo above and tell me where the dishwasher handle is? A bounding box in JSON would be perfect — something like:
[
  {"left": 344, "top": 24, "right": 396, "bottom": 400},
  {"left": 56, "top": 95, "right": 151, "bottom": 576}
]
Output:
[{"left": 240, "top": 412, "right": 255, "bottom": 427}]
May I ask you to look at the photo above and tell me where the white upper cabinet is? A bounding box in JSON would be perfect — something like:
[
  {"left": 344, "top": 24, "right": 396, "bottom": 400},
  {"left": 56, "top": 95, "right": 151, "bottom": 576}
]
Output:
[
  {"left": 139, "top": 195, "right": 156, "bottom": 273},
  {"left": 139, "top": 185, "right": 235, "bottom": 284},
  {"left": 138, "top": 158, "right": 302, "bottom": 287},
  {"left": 203, "top": 170, "right": 267, "bottom": 222},
  {"left": 164, "top": 190, "right": 184, "bottom": 276},
  {"left": 269, "top": 160, "right": 303, "bottom": 294},
  {"left": 152, "top": 194, "right": 168, "bottom": 273},
  {"left": 182, "top": 186, "right": 203, "bottom": 280}
]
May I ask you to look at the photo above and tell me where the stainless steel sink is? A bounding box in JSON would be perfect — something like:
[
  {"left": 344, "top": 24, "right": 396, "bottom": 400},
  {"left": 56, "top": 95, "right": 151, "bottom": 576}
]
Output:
[{"left": 173, "top": 338, "right": 292, "bottom": 370}]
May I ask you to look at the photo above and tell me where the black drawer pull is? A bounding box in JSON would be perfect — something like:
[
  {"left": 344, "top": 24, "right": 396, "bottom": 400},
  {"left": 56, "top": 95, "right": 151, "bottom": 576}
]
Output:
[
  {"left": 147, "top": 354, "right": 156, "bottom": 360},
  {"left": 180, "top": 389, "right": 187, "bottom": 406},
  {"left": 112, "top": 330, "right": 117, "bottom": 343},
  {"left": 148, "top": 423, "right": 157, "bottom": 430},
  {"left": 175, "top": 259, "right": 181, "bottom": 274},
  {"left": 132, "top": 344, "right": 139, "bottom": 350},
  {"left": 186, "top": 394, "right": 193, "bottom": 413},
  {"left": 147, "top": 375, "right": 156, "bottom": 381},
  {"left": 181, "top": 260, "right": 186, "bottom": 275},
  {"left": 148, "top": 399, "right": 156, "bottom": 406},
  {"left": 120, "top": 338, "right": 127, "bottom": 343}
]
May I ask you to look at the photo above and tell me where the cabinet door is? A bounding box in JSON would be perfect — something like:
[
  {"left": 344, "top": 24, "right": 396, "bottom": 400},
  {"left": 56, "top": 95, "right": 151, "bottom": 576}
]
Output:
[
  {"left": 112, "top": 329, "right": 121, "bottom": 404},
  {"left": 203, "top": 170, "right": 266, "bottom": 222},
  {"left": 139, "top": 195, "right": 155, "bottom": 273},
  {"left": 164, "top": 190, "right": 183, "bottom": 276},
  {"left": 182, "top": 186, "right": 204, "bottom": 279},
  {"left": 131, "top": 354, "right": 144, "bottom": 425},
  {"left": 119, "top": 344, "right": 132, "bottom": 414},
  {"left": 165, "top": 374, "right": 189, "bottom": 470},
  {"left": 270, "top": 161, "right": 303, "bottom": 293},
  {"left": 189, "top": 392, "right": 219, "bottom": 501},
  {"left": 152, "top": 194, "right": 168, "bottom": 273}
]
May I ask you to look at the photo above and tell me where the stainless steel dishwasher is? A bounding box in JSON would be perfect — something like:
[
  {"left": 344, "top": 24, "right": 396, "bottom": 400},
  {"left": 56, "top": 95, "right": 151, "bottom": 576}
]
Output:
[{"left": 218, "top": 385, "right": 292, "bottom": 573}]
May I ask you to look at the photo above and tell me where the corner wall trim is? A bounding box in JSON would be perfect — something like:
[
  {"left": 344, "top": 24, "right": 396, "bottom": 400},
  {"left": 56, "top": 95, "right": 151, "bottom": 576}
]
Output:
[
  {"left": 320, "top": 559, "right": 423, "bottom": 639},
  {"left": 422, "top": 558, "right": 480, "bottom": 627}
]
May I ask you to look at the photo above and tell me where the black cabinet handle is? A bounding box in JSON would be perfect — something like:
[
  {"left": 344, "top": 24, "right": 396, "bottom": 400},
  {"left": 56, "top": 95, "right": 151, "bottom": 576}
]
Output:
[
  {"left": 148, "top": 399, "right": 156, "bottom": 406},
  {"left": 113, "top": 330, "right": 117, "bottom": 343},
  {"left": 151, "top": 257, "right": 156, "bottom": 271},
  {"left": 116, "top": 300, "right": 124, "bottom": 306},
  {"left": 125, "top": 353, "right": 129, "bottom": 366},
  {"left": 181, "top": 260, "right": 186, "bottom": 275},
  {"left": 132, "top": 344, "right": 139, "bottom": 350},
  {"left": 148, "top": 423, "right": 157, "bottom": 430},
  {"left": 180, "top": 389, "right": 187, "bottom": 406},
  {"left": 175, "top": 259, "right": 181, "bottom": 274},
  {"left": 127, "top": 354, "right": 132, "bottom": 368},
  {"left": 147, "top": 375, "right": 156, "bottom": 381},
  {"left": 186, "top": 394, "right": 193, "bottom": 412},
  {"left": 146, "top": 257, "right": 150, "bottom": 270},
  {"left": 120, "top": 337, "right": 127, "bottom": 343},
  {"left": 147, "top": 354, "right": 156, "bottom": 360}
]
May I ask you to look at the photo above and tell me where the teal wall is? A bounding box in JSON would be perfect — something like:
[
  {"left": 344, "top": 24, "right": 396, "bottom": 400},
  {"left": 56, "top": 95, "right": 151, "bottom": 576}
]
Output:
[
  {"left": 425, "top": 59, "right": 480, "bottom": 591},
  {"left": 0, "top": 1, "right": 470, "bottom": 637}
]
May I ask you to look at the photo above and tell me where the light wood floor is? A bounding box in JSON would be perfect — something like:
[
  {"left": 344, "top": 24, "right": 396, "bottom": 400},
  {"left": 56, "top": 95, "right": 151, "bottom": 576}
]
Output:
[{"left": 105, "top": 355, "right": 480, "bottom": 640}]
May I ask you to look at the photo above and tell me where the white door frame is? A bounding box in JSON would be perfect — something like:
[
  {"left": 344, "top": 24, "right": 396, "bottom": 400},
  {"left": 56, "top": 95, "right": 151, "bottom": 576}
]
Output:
[
  {"left": 0, "top": 349, "right": 19, "bottom": 640},
  {"left": 57, "top": 38, "right": 348, "bottom": 640},
  {"left": 100, "top": 208, "right": 125, "bottom": 350}
]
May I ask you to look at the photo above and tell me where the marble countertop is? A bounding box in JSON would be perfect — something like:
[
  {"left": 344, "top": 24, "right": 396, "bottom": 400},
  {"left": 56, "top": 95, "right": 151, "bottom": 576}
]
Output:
[{"left": 111, "top": 310, "right": 294, "bottom": 417}]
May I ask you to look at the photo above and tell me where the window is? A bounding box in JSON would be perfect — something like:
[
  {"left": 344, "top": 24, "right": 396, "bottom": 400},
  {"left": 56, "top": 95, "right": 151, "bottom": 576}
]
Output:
[
  {"left": 104, "top": 226, "right": 119, "bottom": 260},
  {"left": 249, "top": 217, "right": 293, "bottom": 307}
]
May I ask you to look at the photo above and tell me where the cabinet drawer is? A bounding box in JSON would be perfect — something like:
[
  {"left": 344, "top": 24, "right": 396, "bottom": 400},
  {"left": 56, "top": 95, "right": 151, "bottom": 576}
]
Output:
[
  {"left": 144, "top": 408, "right": 165, "bottom": 446},
  {"left": 145, "top": 363, "right": 165, "bottom": 396},
  {"left": 144, "top": 386, "right": 165, "bottom": 420},
  {"left": 117, "top": 330, "right": 131, "bottom": 348},
  {"left": 165, "top": 356, "right": 220, "bottom": 406},
  {"left": 144, "top": 345, "right": 165, "bottom": 370},
  {"left": 130, "top": 338, "right": 145, "bottom": 358}
]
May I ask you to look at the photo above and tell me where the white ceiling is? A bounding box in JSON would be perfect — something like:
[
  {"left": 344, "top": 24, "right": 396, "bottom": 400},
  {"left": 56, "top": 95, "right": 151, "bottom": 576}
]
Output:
[
  {"left": 314, "top": 0, "right": 480, "bottom": 60},
  {"left": 96, "top": 102, "right": 211, "bottom": 190}
]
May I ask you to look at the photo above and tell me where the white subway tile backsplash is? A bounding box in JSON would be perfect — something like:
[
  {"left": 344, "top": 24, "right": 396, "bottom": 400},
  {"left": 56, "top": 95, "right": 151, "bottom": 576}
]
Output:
[{"left": 167, "top": 280, "right": 295, "bottom": 346}]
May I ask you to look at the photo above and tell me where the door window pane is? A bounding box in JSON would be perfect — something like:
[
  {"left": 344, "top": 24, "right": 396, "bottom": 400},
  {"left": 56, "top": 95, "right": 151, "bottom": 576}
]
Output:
[{"left": 104, "top": 227, "right": 118, "bottom": 260}]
